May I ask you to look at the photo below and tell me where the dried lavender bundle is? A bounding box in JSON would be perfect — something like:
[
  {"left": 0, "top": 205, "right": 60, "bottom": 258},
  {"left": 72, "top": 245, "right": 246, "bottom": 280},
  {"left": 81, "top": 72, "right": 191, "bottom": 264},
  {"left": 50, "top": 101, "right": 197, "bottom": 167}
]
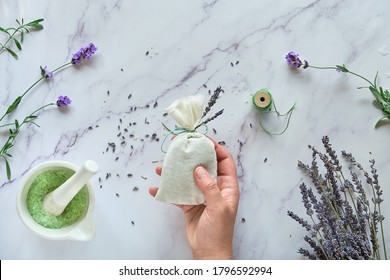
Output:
[{"left": 288, "top": 136, "right": 387, "bottom": 260}]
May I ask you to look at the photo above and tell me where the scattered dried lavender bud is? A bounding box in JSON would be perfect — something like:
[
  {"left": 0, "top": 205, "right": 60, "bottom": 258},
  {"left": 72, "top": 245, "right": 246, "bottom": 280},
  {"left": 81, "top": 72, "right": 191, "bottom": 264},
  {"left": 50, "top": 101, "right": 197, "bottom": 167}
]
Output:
[
  {"left": 212, "top": 128, "right": 217, "bottom": 134},
  {"left": 129, "top": 134, "right": 134, "bottom": 138},
  {"left": 119, "top": 118, "right": 123, "bottom": 124},
  {"left": 153, "top": 101, "right": 158, "bottom": 108},
  {"left": 141, "top": 176, "right": 147, "bottom": 180},
  {"left": 241, "top": 218, "right": 246, "bottom": 223},
  {"left": 145, "top": 104, "right": 150, "bottom": 108},
  {"left": 115, "top": 157, "right": 119, "bottom": 161},
  {"left": 264, "top": 158, "right": 268, "bottom": 163},
  {"left": 117, "top": 132, "right": 122, "bottom": 137},
  {"left": 99, "top": 177, "right": 102, "bottom": 183},
  {"left": 145, "top": 134, "right": 150, "bottom": 138},
  {"left": 250, "top": 123, "right": 253, "bottom": 128},
  {"left": 218, "top": 141, "right": 226, "bottom": 145},
  {"left": 145, "top": 51, "right": 149, "bottom": 56},
  {"left": 163, "top": 113, "right": 168, "bottom": 117},
  {"left": 107, "top": 90, "right": 110, "bottom": 96},
  {"left": 116, "top": 174, "right": 120, "bottom": 177},
  {"left": 121, "top": 141, "right": 126, "bottom": 146},
  {"left": 100, "top": 185, "right": 102, "bottom": 189},
  {"left": 203, "top": 84, "right": 207, "bottom": 88},
  {"left": 106, "top": 173, "right": 111, "bottom": 179},
  {"left": 236, "top": 60, "right": 239, "bottom": 65},
  {"left": 116, "top": 193, "right": 120, "bottom": 198},
  {"left": 230, "top": 62, "right": 234, "bottom": 67},
  {"left": 133, "top": 187, "right": 139, "bottom": 191},
  {"left": 133, "top": 122, "right": 137, "bottom": 125},
  {"left": 145, "top": 118, "right": 149, "bottom": 124},
  {"left": 88, "top": 126, "right": 93, "bottom": 130},
  {"left": 127, "top": 173, "right": 133, "bottom": 178},
  {"left": 131, "top": 221, "right": 135, "bottom": 225},
  {"left": 128, "top": 94, "right": 132, "bottom": 99}
]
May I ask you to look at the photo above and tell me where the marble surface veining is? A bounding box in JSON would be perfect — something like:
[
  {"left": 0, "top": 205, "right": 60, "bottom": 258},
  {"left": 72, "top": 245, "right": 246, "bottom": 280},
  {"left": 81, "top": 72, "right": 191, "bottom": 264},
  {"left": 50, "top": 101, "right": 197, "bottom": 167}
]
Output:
[{"left": 1, "top": 0, "right": 390, "bottom": 259}]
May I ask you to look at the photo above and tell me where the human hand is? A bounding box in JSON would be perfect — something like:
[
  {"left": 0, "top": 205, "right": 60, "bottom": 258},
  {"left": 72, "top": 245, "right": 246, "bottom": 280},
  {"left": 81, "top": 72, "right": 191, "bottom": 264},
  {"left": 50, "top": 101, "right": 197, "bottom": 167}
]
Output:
[{"left": 149, "top": 138, "right": 239, "bottom": 260}]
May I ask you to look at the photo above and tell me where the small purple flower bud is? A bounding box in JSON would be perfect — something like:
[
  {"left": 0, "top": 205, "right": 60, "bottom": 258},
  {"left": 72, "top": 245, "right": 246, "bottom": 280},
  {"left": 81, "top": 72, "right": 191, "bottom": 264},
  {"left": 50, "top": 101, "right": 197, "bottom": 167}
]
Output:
[
  {"left": 40, "top": 66, "right": 53, "bottom": 79},
  {"left": 285, "top": 51, "right": 303, "bottom": 68},
  {"left": 56, "top": 95, "right": 72, "bottom": 107}
]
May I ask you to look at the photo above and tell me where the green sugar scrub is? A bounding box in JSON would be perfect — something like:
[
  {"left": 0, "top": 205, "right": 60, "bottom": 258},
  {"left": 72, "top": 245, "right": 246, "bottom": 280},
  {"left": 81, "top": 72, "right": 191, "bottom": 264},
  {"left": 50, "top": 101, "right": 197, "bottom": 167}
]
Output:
[{"left": 26, "top": 168, "right": 89, "bottom": 229}]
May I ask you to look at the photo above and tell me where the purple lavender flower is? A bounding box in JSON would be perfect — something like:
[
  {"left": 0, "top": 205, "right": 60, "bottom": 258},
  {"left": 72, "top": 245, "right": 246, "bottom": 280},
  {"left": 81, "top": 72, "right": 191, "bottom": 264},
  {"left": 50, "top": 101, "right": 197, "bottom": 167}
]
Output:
[
  {"left": 56, "top": 95, "right": 72, "bottom": 107},
  {"left": 285, "top": 51, "right": 303, "bottom": 68},
  {"left": 71, "top": 43, "right": 97, "bottom": 64},
  {"left": 40, "top": 66, "right": 53, "bottom": 79}
]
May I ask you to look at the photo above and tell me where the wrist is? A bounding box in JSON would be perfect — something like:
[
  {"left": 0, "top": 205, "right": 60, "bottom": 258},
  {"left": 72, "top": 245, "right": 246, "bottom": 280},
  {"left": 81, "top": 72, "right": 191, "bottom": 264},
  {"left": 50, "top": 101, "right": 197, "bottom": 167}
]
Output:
[{"left": 192, "top": 248, "right": 233, "bottom": 260}]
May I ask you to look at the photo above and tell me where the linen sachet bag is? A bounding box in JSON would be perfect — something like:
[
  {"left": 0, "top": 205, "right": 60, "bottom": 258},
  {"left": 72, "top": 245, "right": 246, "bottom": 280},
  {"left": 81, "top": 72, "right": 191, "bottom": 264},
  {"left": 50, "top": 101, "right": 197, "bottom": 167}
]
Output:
[{"left": 155, "top": 94, "right": 220, "bottom": 205}]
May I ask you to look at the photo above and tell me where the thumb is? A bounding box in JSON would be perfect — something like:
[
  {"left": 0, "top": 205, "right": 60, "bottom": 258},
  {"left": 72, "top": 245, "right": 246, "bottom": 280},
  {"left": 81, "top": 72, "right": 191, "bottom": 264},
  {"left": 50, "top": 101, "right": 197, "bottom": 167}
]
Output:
[{"left": 194, "top": 166, "right": 223, "bottom": 204}]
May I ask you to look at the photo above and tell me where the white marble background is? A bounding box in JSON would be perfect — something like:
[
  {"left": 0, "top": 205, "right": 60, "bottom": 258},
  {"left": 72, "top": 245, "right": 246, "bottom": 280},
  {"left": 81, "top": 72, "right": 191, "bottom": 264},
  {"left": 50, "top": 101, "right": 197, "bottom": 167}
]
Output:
[{"left": 1, "top": 0, "right": 390, "bottom": 259}]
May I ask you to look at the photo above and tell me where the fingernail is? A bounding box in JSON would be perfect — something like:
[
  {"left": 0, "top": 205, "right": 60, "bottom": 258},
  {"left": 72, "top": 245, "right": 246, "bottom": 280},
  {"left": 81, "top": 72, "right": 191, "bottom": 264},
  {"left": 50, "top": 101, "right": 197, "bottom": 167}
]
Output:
[{"left": 195, "top": 166, "right": 207, "bottom": 180}]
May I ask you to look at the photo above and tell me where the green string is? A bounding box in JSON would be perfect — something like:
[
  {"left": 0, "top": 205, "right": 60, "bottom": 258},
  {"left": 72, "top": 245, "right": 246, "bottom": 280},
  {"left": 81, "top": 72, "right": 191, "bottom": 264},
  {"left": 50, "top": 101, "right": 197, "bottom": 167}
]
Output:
[
  {"left": 160, "top": 124, "right": 208, "bottom": 153},
  {"left": 257, "top": 101, "right": 296, "bottom": 135}
]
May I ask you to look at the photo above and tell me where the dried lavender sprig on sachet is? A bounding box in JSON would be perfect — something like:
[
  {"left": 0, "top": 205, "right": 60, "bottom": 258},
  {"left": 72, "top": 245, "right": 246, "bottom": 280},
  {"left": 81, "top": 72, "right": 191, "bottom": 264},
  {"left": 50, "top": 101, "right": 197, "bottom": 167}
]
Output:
[
  {"left": 288, "top": 136, "right": 387, "bottom": 259},
  {"left": 201, "top": 86, "right": 223, "bottom": 118},
  {"left": 196, "top": 109, "right": 224, "bottom": 129}
]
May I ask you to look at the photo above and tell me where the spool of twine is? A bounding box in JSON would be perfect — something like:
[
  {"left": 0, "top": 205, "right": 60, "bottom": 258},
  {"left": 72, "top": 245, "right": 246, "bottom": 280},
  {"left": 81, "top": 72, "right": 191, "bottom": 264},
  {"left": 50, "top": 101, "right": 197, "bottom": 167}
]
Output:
[
  {"left": 251, "top": 88, "right": 296, "bottom": 135},
  {"left": 252, "top": 89, "right": 273, "bottom": 111}
]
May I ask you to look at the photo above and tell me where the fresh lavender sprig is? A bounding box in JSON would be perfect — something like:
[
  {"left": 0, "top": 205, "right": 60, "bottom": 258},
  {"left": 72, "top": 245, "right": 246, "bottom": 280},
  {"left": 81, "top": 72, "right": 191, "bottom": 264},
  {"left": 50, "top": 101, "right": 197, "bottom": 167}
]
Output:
[
  {"left": 0, "top": 96, "right": 72, "bottom": 180},
  {"left": 289, "top": 136, "right": 387, "bottom": 260},
  {"left": 0, "top": 18, "right": 44, "bottom": 59},
  {"left": 285, "top": 51, "right": 390, "bottom": 128},
  {"left": 1, "top": 43, "right": 97, "bottom": 181}
]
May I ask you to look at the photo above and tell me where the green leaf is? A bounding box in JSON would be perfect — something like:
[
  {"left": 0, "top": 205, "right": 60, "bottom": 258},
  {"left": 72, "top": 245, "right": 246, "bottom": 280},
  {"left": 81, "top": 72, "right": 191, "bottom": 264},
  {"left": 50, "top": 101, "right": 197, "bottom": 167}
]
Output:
[
  {"left": 5, "top": 96, "right": 22, "bottom": 115},
  {"left": 0, "top": 26, "right": 5, "bottom": 32},
  {"left": 31, "top": 18, "right": 44, "bottom": 24},
  {"left": 4, "top": 142, "right": 13, "bottom": 150},
  {"left": 25, "top": 115, "right": 38, "bottom": 121},
  {"left": 13, "top": 38, "right": 22, "bottom": 50},
  {"left": 375, "top": 117, "right": 390, "bottom": 129},
  {"left": 20, "top": 31, "right": 24, "bottom": 43},
  {"left": 5, "top": 47, "right": 18, "bottom": 59},
  {"left": 16, "top": 19, "right": 21, "bottom": 26},
  {"left": 336, "top": 64, "right": 349, "bottom": 73},
  {"left": 369, "top": 86, "right": 381, "bottom": 99},
  {"left": 27, "top": 19, "right": 44, "bottom": 29},
  {"left": 5, "top": 158, "right": 11, "bottom": 180}
]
